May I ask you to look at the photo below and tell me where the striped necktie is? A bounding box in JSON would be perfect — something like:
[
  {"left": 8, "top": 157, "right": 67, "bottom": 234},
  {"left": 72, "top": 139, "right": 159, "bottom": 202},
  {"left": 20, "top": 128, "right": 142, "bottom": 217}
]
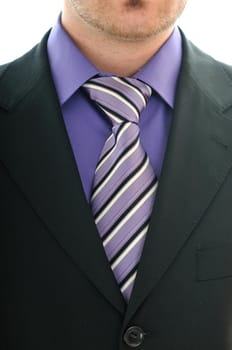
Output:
[{"left": 84, "top": 76, "right": 158, "bottom": 302}]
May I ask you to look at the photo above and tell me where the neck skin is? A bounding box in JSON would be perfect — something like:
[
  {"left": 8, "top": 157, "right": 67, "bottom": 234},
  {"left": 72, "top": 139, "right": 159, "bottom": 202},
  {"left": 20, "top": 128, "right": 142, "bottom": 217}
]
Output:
[{"left": 61, "top": 6, "right": 174, "bottom": 77}]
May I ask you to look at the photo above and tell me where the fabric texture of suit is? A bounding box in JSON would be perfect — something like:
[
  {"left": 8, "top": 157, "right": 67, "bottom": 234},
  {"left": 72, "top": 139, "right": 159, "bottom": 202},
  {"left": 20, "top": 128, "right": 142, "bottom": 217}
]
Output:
[{"left": 1, "top": 30, "right": 232, "bottom": 349}]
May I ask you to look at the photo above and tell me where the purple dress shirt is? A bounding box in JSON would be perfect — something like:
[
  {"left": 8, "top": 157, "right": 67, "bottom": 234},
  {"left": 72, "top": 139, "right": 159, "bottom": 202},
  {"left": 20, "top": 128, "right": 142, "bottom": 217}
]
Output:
[{"left": 47, "top": 16, "right": 182, "bottom": 201}]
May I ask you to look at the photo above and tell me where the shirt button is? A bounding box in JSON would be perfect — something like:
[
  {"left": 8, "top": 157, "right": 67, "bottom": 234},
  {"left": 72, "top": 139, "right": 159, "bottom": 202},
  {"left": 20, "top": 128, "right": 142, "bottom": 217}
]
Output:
[{"left": 123, "top": 326, "right": 146, "bottom": 348}]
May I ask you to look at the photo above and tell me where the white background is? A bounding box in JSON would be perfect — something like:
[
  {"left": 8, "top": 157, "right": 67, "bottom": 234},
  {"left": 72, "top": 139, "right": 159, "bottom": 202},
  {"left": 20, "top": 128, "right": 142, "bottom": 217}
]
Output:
[{"left": 0, "top": 0, "right": 231, "bottom": 64}]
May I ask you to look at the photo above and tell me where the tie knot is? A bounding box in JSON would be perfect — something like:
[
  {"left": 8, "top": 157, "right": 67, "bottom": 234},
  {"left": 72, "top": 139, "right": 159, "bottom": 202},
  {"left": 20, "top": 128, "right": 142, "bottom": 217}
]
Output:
[{"left": 83, "top": 76, "right": 152, "bottom": 126}]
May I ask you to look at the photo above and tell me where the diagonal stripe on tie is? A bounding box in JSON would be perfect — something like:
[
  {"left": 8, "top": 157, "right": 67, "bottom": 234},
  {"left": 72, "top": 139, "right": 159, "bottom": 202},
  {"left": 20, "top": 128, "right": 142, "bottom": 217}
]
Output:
[
  {"left": 91, "top": 130, "right": 141, "bottom": 200},
  {"left": 83, "top": 76, "right": 157, "bottom": 302},
  {"left": 93, "top": 154, "right": 148, "bottom": 222}
]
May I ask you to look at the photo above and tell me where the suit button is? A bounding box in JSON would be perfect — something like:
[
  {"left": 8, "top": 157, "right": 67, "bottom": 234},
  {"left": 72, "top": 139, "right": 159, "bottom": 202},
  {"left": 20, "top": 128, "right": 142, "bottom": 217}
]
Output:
[{"left": 123, "top": 326, "right": 145, "bottom": 348}]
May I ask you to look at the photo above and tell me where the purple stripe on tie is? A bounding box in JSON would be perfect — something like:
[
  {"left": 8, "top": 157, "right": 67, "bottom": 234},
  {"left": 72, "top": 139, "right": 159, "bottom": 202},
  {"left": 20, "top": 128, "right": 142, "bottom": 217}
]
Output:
[
  {"left": 93, "top": 156, "right": 150, "bottom": 221},
  {"left": 95, "top": 166, "right": 155, "bottom": 234},
  {"left": 92, "top": 124, "right": 140, "bottom": 189},
  {"left": 102, "top": 188, "right": 156, "bottom": 258},
  {"left": 124, "top": 77, "right": 152, "bottom": 98},
  {"left": 91, "top": 140, "right": 145, "bottom": 214},
  {"left": 113, "top": 234, "right": 146, "bottom": 283}
]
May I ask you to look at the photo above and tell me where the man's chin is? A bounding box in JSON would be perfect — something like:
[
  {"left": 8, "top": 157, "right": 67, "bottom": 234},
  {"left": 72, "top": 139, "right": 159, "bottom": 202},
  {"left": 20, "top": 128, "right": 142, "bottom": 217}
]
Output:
[{"left": 101, "top": 22, "right": 173, "bottom": 43}]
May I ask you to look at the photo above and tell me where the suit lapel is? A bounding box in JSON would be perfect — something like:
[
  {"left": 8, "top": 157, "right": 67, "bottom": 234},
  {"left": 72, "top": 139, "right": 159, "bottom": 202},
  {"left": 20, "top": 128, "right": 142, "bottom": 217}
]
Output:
[
  {"left": 0, "top": 34, "right": 125, "bottom": 314},
  {"left": 124, "top": 34, "right": 232, "bottom": 324}
]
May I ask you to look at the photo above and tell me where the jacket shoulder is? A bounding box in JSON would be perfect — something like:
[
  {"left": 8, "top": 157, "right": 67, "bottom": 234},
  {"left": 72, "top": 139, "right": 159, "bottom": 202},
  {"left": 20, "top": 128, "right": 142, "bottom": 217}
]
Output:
[
  {"left": 180, "top": 30, "right": 232, "bottom": 111},
  {"left": 0, "top": 31, "right": 51, "bottom": 110}
]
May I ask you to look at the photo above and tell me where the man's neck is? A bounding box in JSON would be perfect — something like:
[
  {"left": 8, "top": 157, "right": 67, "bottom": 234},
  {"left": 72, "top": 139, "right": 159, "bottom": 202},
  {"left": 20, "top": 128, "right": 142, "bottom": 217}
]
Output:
[{"left": 61, "top": 9, "right": 174, "bottom": 77}]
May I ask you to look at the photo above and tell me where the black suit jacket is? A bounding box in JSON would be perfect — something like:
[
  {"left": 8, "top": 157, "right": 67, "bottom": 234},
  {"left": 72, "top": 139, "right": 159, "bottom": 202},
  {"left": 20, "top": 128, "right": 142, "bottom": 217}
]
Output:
[{"left": 1, "top": 30, "right": 232, "bottom": 349}]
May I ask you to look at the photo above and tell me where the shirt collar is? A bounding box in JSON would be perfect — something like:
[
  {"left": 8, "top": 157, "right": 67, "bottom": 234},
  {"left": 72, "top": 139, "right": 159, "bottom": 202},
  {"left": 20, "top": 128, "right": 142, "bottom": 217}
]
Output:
[
  {"left": 134, "top": 28, "right": 182, "bottom": 108},
  {"left": 47, "top": 16, "right": 182, "bottom": 108},
  {"left": 47, "top": 16, "right": 99, "bottom": 104}
]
